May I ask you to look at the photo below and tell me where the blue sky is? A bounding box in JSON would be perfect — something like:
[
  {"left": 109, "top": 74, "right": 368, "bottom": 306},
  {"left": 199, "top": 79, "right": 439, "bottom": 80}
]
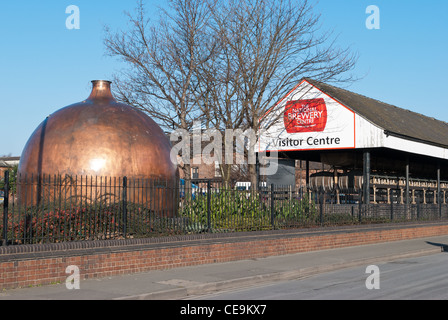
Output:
[{"left": 0, "top": 0, "right": 447, "bottom": 156}]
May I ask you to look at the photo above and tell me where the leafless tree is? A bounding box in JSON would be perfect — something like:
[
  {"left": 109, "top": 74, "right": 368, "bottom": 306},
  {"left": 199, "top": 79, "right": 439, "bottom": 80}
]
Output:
[
  {"left": 193, "top": 42, "right": 244, "bottom": 184},
  {"left": 104, "top": 0, "right": 217, "bottom": 179},
  {"left": 196, "top": 0, "right": 358, "bottom": 187},
  {"left": 104, "top": 0, "right": 357, "bottom": 187}
]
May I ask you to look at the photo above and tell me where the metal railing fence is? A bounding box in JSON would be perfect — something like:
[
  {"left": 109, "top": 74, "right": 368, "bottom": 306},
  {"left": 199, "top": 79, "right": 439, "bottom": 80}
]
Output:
[{"left": 1, "top": 172, "right": 448, "bottom": 245}]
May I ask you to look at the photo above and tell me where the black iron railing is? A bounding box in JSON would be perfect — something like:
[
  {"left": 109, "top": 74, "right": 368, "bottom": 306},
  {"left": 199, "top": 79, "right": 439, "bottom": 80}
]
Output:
[{"left": 1, "top": 172, "right": 447, "bottom": 245}]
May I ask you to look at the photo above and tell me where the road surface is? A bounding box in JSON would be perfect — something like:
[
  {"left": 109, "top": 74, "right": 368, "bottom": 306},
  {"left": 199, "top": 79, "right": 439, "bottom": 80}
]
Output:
[{"left": 189, "top": 253, "right": 448, "bottom": 300}]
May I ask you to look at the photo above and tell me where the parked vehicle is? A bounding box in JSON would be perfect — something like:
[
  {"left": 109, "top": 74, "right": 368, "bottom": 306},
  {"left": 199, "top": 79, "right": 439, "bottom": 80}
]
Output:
[{"left": 179, "top": 179, "right": 199, "bottom": 199}]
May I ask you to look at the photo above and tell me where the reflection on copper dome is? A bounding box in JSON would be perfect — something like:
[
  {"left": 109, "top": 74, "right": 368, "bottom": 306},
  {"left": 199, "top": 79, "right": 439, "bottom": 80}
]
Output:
[{"left": 18, "top": 80, "right": 178, "bottom": 214}]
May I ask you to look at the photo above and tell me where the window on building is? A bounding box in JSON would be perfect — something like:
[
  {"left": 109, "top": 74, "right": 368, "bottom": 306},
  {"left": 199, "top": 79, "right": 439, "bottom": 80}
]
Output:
[{"left": 192, "top": 167, "right": 199, "bottom": 179}]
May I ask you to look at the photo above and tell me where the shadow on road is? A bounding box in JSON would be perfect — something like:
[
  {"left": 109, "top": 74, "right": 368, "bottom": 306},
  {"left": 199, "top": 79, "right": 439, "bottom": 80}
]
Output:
[{"left": 425, "top": 241, "right": 448, "bottom": 252}]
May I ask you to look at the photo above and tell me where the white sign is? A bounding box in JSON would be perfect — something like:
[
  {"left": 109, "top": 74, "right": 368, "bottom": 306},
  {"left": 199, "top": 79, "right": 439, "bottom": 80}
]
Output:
[{"left": 258, "top": 80, "right": 356, "bottom": 152}]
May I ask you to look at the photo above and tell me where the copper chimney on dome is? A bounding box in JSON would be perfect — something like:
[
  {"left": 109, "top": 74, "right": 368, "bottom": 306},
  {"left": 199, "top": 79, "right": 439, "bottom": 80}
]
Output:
[{"left": 18, "top": 80, "right": 178, "bottom": 215}]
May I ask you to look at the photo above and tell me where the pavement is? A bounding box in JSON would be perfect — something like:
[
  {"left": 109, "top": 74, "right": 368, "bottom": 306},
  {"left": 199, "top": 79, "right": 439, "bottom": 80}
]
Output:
[{"left": 0, "top": 234, "right": 447, "bottom": 300}]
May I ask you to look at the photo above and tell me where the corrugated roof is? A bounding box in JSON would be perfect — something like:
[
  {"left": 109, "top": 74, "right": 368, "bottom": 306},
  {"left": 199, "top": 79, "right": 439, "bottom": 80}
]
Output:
[
  {"left": 0, "top": 157, "right": 20, "bottom": 162},
  {"left": 305, "top": 78, "right": 448, "bottom": 148}
]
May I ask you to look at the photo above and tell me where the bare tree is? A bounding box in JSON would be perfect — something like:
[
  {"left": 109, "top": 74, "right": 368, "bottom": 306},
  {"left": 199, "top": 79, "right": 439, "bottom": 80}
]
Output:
[
  {"left": 196, "top": 0, "right": 358, "bottom": 187},
  {"left": 104, "top": 0, "right": 217, "bottom": 179},
  {"left": 192, "top": 35, "right": 244, "bottom": 184},
  {"left": 104, "top": 0, "right": 357, "bottom": 187}
]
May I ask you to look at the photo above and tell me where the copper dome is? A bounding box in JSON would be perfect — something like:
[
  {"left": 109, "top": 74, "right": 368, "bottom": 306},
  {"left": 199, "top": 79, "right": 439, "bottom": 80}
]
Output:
[
  {"left": 18, "top": 80, "right": 178, "bottom": 213},
  {"left": 19, "top": 80, "right": 177, "bottom": 179}
]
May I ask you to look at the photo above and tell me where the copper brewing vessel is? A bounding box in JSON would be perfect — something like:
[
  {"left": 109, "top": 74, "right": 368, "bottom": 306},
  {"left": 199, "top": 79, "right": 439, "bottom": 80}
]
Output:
[{"left": 18, "top": 80, "right": 178, "bottom": 214}]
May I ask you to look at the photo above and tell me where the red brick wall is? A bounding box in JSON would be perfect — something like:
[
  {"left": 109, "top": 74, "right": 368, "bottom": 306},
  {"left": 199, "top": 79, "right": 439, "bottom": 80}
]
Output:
[{"left": 1, "top": 223, "right": 448, "bottom": 290}]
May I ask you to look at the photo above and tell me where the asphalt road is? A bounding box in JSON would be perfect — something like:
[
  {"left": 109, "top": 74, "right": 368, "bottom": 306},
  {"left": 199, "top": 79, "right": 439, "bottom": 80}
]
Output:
[{"left": 190, "top": 252, "right": 448, "bottom": 300}]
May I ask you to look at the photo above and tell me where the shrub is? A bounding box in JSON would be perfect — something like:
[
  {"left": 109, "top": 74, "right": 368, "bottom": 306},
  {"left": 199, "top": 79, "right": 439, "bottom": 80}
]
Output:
[{"left": 179, "top": 189, "right": 320, "bottom": 232}]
